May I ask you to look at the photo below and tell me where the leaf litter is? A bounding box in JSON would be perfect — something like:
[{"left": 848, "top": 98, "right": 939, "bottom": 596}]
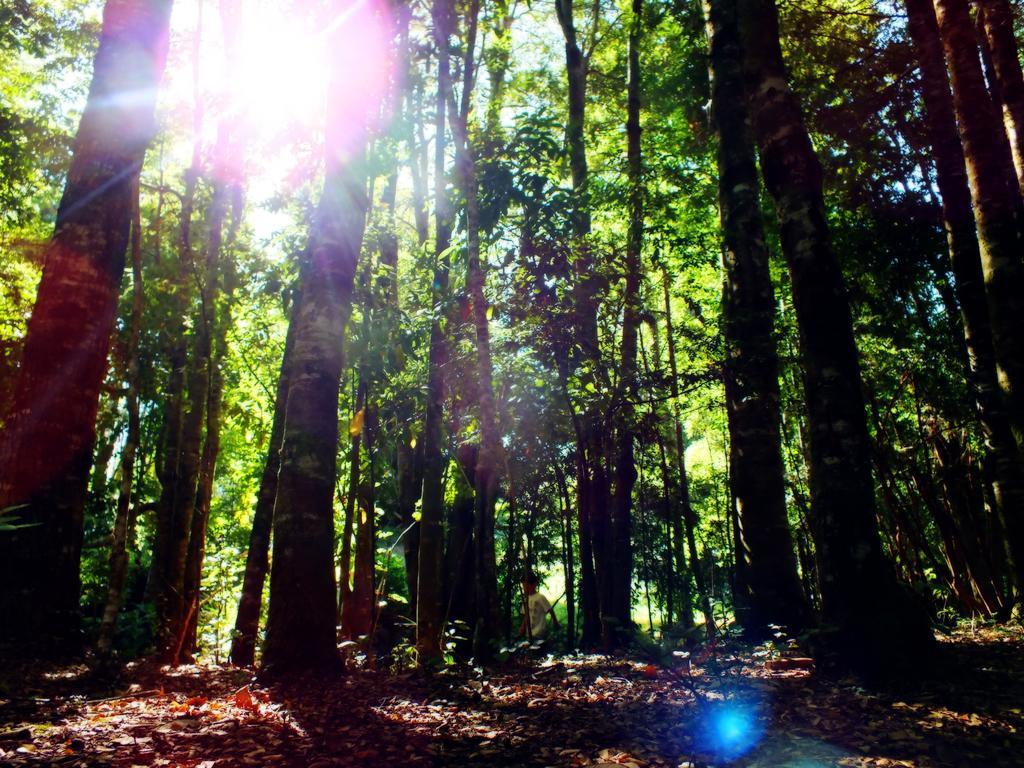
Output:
[{"left": 1, "top": 626, "right": 1021, "bottom": 767}]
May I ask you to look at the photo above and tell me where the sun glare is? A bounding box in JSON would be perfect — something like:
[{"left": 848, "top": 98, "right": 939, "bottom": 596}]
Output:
[
  {"left": 165, "top": 0, "right": 393, "bottom": 180},
  {"left": 232, "top": 6, "right": 329, "bottom": 138}
]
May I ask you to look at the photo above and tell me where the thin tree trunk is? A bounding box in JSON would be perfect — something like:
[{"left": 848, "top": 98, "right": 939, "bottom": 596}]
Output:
[
  {"left": 347, "top": 402, "right": 377, "bottom": 639},
  {"left": 389, "top": 5, "right": 426, "bottom": 614},
  {"left": 180, "top": 133, "right": 236, "bottom": 660},
  {"left": 417, "top": 0, "right": 455, "bottom": 661},
  {"left": 554, "top": 463, "right": 577, "bottom": 647},
  {"left": 446, "top": 0, "right": 502, "bottom": 660},
  {"left": 97, "top": 174, "right": 145, "bottom": 656},
  {"left": 706, "top": 0, "right": 808, "bottom": 637},
  {"left": 974, "top": 6, "right": 1024, "bottom": 212},
  {"left": 184, "top": 3, "right": 243, "bottom": 658},
  {"left": 398, "top": 437, "right": 423, "bottom": 614},
  {"left": 155, "top": 159, "right": 221, "bottom": 662},
  {"left": 149, "top": 8, "right": 207, "bottom": 657},
  {"left": 561, "top": 370, "right": 600, "bottom": 645},
  {"left": 643, "top": 322, "right": 695, "bottom": 629},
  {"left": 738, "top": 0, "right": 933, "bottom": 672},
  {"left": 662, "top": 271, "right": 715, "bottom": 635},
  {"left": 229, "top": 290, "right": 300, "bottom": 667},
  {"left": 338, "top": 375, "right": 364, "bottom": 625},
  {"left": 0, "top": 0, "right": 173, "bottom": 644},
  {"left": 555, "top": 0, "right": 614, "bottom": 647},
  {"left": 607, "top": 0, "right": 644, "bottom": 644},
  {"left": 509, "top": 493, "right": 523, "bottom": 642},
  {"left": 180, "top": 349, "right": 224, "bottom": 661},
  {"left": 930, "top": 427, "right": 1007, "bottom": 613}
]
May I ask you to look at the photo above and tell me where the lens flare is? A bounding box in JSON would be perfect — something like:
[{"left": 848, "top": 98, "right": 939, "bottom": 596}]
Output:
[{"left": 696, "top": 700, "right": 764, "bottom": 761}]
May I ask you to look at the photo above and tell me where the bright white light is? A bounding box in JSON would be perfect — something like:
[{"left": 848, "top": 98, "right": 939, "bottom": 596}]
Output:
[{"left": 229, "top": 3, "right": 328, "bottom": 140}]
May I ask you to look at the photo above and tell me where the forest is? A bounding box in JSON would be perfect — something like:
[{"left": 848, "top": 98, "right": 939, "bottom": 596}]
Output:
[{"left": 1, "top": 0, "right": 1024, "bottom": 765}]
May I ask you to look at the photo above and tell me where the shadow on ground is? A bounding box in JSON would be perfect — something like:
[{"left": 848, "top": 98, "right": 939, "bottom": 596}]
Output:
[{"left": 1, "top": 628, "right": 1022, "bottom": 767}]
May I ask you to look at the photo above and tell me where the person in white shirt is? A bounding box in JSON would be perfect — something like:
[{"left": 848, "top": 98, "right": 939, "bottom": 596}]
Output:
[{"left": 519, "top": 571, "right": 559, "bottom": 641}]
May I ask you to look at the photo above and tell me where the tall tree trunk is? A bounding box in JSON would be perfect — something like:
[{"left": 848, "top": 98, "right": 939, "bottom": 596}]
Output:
[
  {"left": 97, "top": 174, "right": 146, "bottom": 656},
  {"left": 977, "top": 0, "right": 1024, "bottom": 196},
  {"left": 180, "top": 120, "right": 237, "bottom": 660},
  {"left": 149, "top": 8, "right": 207, "bottom": 658},
  {"left": 933, "top": 0, "right": 1024, "bottom": 448},
  {"left": 262, "top": 2, "right": 386, "bottom": 671},
  {"left": 263, "top": 161, "right": 366, "bottom": 671},
  {"left": 229, "top": 290, "right": 300, "bottom": 667},
  {"left": 933, "top": 0, "right": 1024, "bottom": 595},
  {"left": 417, "top": 0, "right": 455, "bottom": 661},
  {"left": 390, "top": 5, "right": 426, "bottom": 613},
  {"left": 905, "top": 0, "right": 1024, "bottom": 603},
  {"left": 606, "top": 0, "right": 644, "bottom": 645},
  {"left": 738, "top": 0, "right": 934, "bottom": 672},
  {"left": 974, "top": 7, "right": 1024, "bottom": 212},
  {"left": 153, "top": 158, "right": 222, "bottom": 662},
  {"left": 706, "top": 0, "right": 808, "bottom": 637},
  {"left": 555, "top": 0, "right": 612, "bottom": 648},
  {"left": 0, "top": 0, "right": 173, "bottom": 644},
  {"left": 447, "top": 0, "right": 502, "bottom": 660}
]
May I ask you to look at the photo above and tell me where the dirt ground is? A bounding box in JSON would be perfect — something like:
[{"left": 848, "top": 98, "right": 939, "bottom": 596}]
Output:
[{"left": 1, "top": 626, "right": 1022, "bottom": 767}]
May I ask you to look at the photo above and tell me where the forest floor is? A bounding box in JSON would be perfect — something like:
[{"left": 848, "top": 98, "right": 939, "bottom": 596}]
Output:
[{"left": 1, "top": 626, "right": 1022, "bottom": 768}]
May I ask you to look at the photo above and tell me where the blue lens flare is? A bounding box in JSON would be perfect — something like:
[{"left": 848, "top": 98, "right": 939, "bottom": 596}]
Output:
[{"left": 696, "top": 700, "right": 764, "bottom": 760}]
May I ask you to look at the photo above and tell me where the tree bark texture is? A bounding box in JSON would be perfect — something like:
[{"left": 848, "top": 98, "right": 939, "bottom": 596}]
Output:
[
  {"left": 977, "top": 0, "right": 1024, "bottom": 197},
  {"left": 0, "top": 0, "right": 173, "bottom": 642},
  {"left": 973, "top": 6, "right": 1024, "bottom": 214},
  {"left": 706, "top": 0, "right": 808, "bottom": 636},
  {"left": 262, "top": 4, "right": 384, "bottom": 668},
  {"left": 905, "top": 0, "right": 1024, "bottom": 601},
  {"left": 933, "top": 0, "right": 1024, "bottom": 447},
  {"left": 263, "top": 157, "right": 367, "bottom": 670},
  {"left": 932, "top": 0, "right": 1024, "bottom": 592},
  {"left": 739, "top": 0, "right": 934, "bottom": 672}
]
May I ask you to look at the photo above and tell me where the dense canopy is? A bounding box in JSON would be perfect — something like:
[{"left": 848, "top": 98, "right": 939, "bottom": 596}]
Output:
[{"left": 2, "top": 0, "right": 1024, "bottom": 727}]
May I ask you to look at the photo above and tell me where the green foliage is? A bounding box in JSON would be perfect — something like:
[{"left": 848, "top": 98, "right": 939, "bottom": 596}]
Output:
[{"left": 2, "top": 0, "right": 1012, "bottom": 664}]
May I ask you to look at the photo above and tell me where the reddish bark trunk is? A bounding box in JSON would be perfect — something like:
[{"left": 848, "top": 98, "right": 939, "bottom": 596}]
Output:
[{"left": 0, "top": 0, "right": 173, "bottom": 643}]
